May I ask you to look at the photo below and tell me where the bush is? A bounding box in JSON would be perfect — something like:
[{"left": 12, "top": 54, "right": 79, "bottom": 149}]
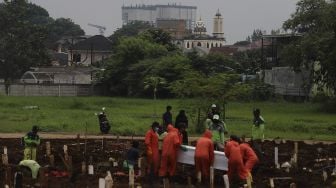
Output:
[
  {"left": 226, "top": 84, "right": 253, "bottom": 101},
  {"left": 251, "top": 82, "right": 275, "bottom": 101},
  {"left": 312, "top": 92, "right": 330, "bottom": 103},
  {"left": 321, "top": 98, "right": 336, "bottom": 113}
]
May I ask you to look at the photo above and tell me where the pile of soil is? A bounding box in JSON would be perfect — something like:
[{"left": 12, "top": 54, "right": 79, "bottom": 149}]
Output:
[{"left": 0, "top": 138, "right": 335, "bottom": 187}]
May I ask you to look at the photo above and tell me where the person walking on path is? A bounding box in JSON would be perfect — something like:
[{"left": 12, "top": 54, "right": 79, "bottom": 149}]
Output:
[
  {"left": 23, "top": 126, "right": 41, "bottom": 161},
  {"left": 252, "top": 108, "right": 265, "bottom": 141}
]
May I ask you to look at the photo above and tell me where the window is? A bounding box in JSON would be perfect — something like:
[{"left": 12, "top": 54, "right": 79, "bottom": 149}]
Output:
[
  {"left": 187, "top": 42, "right": 190, "bottom": 48},
  {"left": 197, "top": 42, "right": 202, "bottom": 47},
  {"left": 207, "top": 43, "right": 209, "bottom": 48}
]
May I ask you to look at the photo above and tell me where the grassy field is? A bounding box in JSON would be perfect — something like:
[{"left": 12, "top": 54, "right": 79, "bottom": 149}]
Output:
[{"left": 0, "top": 96, "right": 335, "bottom": 141}]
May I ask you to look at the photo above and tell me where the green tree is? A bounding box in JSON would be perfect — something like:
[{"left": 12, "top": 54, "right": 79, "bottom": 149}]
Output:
[
  {"left": 140, "top": 28, "right": 177, "bottom": 51},
  {"left": 0, "top": 0, "right": 50, "bottom": 89},
  {"left": 251, "top": 29, "right": 264, "bottom": 41},
  {"left": 283, "top": 0, "right": 336, "bottom": 93},
  {"left": 187, "top": 52, "right": 241, "bottom": 76},
  {"left": 103, "top": 37, "right": 168, "bottom": 96},
  {"left": 109, "top": 21, "right": 153, "bottom": 47},
  {"left": 47, "top": 18, "right": 85, "bottom": 46}
]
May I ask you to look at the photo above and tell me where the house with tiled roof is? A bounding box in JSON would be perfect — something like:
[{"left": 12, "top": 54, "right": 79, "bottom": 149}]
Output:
[{"left": 68, "top": 35, "right": 113, "bottom": 66}]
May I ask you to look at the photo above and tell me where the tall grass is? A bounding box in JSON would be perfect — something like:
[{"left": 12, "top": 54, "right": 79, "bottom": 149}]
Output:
[{"left": 0, "top": 97, "right": 335, "bottom": 140}]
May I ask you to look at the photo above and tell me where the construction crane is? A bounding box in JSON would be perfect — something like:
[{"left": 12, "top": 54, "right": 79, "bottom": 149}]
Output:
[{"left": 88, "top": 23, "right": 106, "bottom": 36}]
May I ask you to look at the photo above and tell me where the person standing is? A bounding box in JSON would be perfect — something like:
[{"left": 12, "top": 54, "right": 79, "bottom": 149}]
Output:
[
  {"left": 194, "top": 130, "right": 214, "bottom": 184},
  {"left": 175, "top": 110, "right": 188, "bottom": 144},
  {"left": 162, "top": 106, "right": 173, "bottom": 132},
  {"left": 208, "top": 114, "right": 227, "bottom": 150},
  {"left": 159, "top": 124, "right": 182, "bottom": 179},
  {"left": 126, "top": 141, "right": 140, "bottom": 169},
  {"left": 240, "top": 140, "right": 259, "bottom": 187},
  {"left": 252, "top": 108, "right": 265, "bottom": 141},
  {"left": 145, "top": 122, "right": 160, "bottom": 175},
  {"left": 23, "top": 126, "right": 40, "bottom": 161},
  {"left": 224, "top": 135, "right": 248, "bottom": 187},
  {"left": 208, "top": 104, "right": 220, "bottom": 118}
]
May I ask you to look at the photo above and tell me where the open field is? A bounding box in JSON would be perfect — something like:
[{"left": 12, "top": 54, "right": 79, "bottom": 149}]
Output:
[{"left": 0, "top": 96, "right": 335, "bottom": 141}]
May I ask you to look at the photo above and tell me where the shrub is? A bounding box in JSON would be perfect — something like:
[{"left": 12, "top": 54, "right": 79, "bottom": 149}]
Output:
[
  {"left": 312, "top": 92, "right": 330, "bottom": 103},
  {"left": 321, "top": 98, "right": 336, "bottom": 113},
  {"left": 251, "top": 82, "right": 275, "bottom": 101}
]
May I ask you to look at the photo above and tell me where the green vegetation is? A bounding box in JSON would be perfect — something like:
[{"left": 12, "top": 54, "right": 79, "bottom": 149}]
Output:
[{"left": 0, "top": 97, "right": 335, "bottom": 141}]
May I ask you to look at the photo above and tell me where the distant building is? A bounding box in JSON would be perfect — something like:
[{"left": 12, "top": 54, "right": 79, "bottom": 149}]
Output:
[
  {"left": 177, "top": 10, "right": 226, "bottom": 54},
  {"left": 122, "top": 4, "right": 197, "bottom": 33},
  {"left": 157, "top": 19, "right": 187, "bottom": 39},
  {"left": 69, "top": 35, "right": 113, "bottom": 66},
  {"left": 21, "top": 67, "right": 100, "bottom": 84},
  {"left": 209, "top": 46, "right": 238, "bottom": 56},
  {"left": 213, "top": 9, "right": 224, "bottom": 39}
]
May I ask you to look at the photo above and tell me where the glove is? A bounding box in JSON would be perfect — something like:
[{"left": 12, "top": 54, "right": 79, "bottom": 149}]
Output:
[
  {"left": 147, "top": 148, "right": 153, "bottom": 156},
  {"left": 180, "top": 145, "right": 187, "bottom": 152}
]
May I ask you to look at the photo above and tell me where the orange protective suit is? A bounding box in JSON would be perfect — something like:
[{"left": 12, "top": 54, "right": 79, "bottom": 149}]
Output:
[
  {"left": 159, "top": 124, "right": 182, "bottom": 177},
  {"left": 224, "top": 140, "right": 248, "bottom": 180},
  {"left": 194, "top": 130, "right": 214, "bottom": 178},
  {"left": 145, "top": 129, "right": 160, "bottom": 174},
  {"left": 240, "top": 143, "right": 259, "bottom": 172}
]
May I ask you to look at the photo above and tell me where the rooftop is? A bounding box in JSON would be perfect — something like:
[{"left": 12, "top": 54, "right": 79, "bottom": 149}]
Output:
[{"left": 72, "top": 35, "right": 113, "bottom": 51}]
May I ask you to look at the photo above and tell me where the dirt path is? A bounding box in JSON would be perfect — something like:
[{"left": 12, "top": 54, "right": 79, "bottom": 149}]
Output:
[{"left": 0, "top": 132, "right": 335, "bottom": 144}]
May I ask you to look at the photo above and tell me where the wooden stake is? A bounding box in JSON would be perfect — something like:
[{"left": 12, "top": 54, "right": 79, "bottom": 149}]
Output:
[
  {"left": 197, "top": 171, "right": 202, "bottom": 183},
  {"left": 138, "top": 157, "right": 142, "bottom": 177},
  {"left": 2, "top": 154, "right": 8, "bottom": 165},
  {"left": 88, "top": 165, "right": 94, "bottom": 175},
  {"left": 270, "top": 178, "right": 275, "bottom": 188},
  {"left": 210, "top": 166, "right": 214, "bottom": 188},
  {"left": 274, "top": 147, "right": 279, "bottom": 168},
  {"left": 129, "top": 167, "right": 135, "bottom": 188},
  {"left": 2, "top": 146, "right": 8, "bottom": 165},
  {"left": 99, "top": 178, "right": 105, "bottom": 188},
  {"left": 49, "top": 155, "right": 55, "bottom": 166},
  {"left": 64, "top": 145, "right": 69, "bottom": 161},
  {"left": 4, "top": 146, "right": 7, "bottom": 155},
  {"left": 82, "top": 161, "right": 87, "bottom": 174},
  {"left": 46, "top": 142, "right": 51, "bottom": 156},
  {"left": 163, "top": 178, "right": 170, "bottom": 188},
  {"left": 223, "top": 174, "right": 229, "bottom": 188},
  {"left": 294, "top": 142, "right": 298, "bottom": 165}
]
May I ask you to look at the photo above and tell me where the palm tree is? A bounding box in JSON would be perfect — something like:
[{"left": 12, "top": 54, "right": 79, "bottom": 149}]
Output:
[{"left": 144, "top": 76, "right": 166, "bottom": 117}]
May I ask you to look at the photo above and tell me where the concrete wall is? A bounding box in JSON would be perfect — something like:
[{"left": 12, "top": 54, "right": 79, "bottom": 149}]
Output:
[
  {"left": 264, "top": 67, "right": 311, "bottom": 96},
  {"left": 0, "top": 84, "right": 6, "bottom": 95},
  {"left": 0, "top": 84, "right": 104, "bottom": 96}
]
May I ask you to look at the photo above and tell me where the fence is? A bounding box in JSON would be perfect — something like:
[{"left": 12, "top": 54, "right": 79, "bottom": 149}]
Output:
[
  {"left": 274, "top": 86, "right": 309, "bottom": 97},
  {"left": 0, "top": 83, "right": 105, "bottom": 96}
]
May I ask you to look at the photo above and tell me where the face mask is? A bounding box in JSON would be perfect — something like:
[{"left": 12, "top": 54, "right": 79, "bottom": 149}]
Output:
[{"left": 154, "top": 127, "right": 159, "bottom": 132}]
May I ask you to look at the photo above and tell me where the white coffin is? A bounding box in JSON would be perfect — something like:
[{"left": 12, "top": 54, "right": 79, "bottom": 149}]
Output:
[{"left": 177, "top": 145, "right": 228, "bottom": 171}]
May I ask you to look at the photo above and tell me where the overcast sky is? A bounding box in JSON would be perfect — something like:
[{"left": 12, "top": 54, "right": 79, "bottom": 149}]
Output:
[{"left": 27, "top": 0, "right": 298, "bottom": 44}]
